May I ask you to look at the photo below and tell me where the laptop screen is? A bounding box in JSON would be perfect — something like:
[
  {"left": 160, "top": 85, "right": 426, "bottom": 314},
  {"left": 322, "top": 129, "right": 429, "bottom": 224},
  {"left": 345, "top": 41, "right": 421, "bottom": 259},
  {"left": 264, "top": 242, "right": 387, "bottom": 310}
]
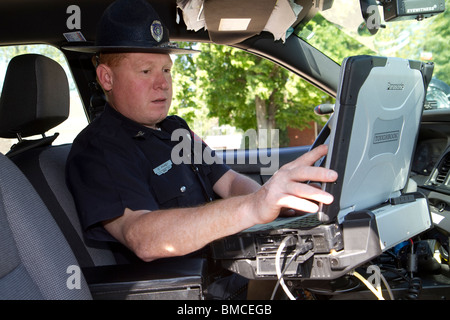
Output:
[{"left": 318, "top": 55, "right": 433, "bottom": 223}]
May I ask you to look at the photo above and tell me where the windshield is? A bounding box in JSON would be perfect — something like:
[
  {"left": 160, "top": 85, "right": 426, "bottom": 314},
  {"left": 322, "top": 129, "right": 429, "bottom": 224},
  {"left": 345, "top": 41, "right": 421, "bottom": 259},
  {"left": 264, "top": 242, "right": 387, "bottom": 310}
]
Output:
[{"left": 299, "top": 0, "right": 450, "bottom": 109}]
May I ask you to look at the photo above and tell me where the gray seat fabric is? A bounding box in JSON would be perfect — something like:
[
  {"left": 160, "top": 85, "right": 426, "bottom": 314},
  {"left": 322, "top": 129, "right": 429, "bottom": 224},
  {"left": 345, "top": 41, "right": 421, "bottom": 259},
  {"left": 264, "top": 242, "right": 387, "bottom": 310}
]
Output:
[
  {"left": 0, "top": 152, "right": 92, "bottom": 299},
  {"left": 0, "top": 54, "right": 116, "bottom": 267},
  {"left": 36, "top": 144, "right": 116, "bottom": 266}
]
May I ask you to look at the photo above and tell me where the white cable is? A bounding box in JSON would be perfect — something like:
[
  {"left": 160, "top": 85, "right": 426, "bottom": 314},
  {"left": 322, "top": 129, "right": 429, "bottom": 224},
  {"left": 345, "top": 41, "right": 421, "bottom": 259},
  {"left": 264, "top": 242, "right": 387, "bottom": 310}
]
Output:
[
  {"left": 270, "top": 248, "right": 300, "bottom": 300},
  {"left": 274, "top": 235, "right": 297, "bottom": 300},
  {"left": 379, "top": 272, "right": 394, "bottom": 300},
  {"left": 350, "top": 270, "right": 385, "bottom": 300}
]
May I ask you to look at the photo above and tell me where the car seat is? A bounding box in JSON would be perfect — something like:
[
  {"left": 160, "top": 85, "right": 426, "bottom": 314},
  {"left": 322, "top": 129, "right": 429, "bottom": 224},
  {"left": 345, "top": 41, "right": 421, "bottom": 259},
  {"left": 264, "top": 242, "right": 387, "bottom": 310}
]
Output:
[
  {"left": 0, "top": 151, "right": 92, "bottom": 299},
  {"left": 0, "top": 54, "right": 207, "bottom": 300},
  {"left": 0, "top": 54, "right": 116, "bottom": 267}
]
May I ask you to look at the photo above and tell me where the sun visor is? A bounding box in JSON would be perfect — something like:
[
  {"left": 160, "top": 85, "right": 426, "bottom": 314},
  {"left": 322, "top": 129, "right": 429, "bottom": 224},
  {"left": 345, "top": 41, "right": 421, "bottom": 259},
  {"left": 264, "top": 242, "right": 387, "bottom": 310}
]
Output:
[{"left": 177, "top": 0, "right": 304, "bottom": 44}]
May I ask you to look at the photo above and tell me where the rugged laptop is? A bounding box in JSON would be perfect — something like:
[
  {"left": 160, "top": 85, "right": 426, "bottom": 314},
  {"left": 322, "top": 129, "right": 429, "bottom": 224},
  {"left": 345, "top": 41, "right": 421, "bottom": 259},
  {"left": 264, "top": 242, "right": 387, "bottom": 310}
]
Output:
[{"left": 211, "top": 55, "right": 434, "bottom": 280}]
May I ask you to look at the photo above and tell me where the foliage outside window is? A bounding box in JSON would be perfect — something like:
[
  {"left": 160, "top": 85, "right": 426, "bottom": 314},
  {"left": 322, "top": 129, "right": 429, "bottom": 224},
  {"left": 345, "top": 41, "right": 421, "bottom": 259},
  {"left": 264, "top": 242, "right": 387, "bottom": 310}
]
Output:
[{"left": 172, "top": 43, "right": 332, "bottom": 148}]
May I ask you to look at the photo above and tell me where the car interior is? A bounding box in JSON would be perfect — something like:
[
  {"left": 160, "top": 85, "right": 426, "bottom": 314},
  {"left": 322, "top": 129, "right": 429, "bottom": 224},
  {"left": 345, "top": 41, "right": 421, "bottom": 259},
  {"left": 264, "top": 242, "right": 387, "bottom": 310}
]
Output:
[{"left": 1, "top": 0, "right": 450, "bottom": 301}]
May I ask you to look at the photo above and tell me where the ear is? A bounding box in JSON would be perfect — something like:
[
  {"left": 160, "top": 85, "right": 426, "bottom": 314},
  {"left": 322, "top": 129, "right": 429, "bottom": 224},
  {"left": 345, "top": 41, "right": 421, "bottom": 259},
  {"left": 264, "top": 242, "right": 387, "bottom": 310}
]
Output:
[{"left": 96, "top": 64, "right": 113, "bottom": 92}]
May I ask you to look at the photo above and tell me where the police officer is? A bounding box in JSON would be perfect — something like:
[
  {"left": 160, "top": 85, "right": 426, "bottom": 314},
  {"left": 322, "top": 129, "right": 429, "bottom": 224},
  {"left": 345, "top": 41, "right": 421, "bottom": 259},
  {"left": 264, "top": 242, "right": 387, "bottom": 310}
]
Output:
[{"left": 65, "top": 0, "right": 337, "bottom": 266}]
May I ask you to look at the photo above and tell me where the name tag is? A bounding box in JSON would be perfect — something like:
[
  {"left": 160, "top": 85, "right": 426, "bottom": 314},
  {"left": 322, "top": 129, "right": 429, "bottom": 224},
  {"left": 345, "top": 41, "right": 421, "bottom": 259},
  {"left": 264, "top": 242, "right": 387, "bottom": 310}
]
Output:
[{"left": 153, "top": 159, "right": 173, "bottom": 176}]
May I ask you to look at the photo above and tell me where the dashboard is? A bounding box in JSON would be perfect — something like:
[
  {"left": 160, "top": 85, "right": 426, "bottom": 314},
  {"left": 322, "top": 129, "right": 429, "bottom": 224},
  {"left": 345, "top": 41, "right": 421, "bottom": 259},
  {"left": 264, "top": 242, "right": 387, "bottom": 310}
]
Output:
[
  {"left": 412, "top": 109, "right": 450, "bottom": 236},
  {"left": 412, "top": 138, "right": 447, "bottom": 176}
]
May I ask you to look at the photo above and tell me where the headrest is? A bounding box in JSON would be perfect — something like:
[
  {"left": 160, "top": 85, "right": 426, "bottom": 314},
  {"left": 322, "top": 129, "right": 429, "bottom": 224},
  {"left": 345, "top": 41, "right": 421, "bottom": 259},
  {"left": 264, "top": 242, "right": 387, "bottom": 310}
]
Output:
[{"left": 0, "top": 54, "right": 69, "bottom": 139}]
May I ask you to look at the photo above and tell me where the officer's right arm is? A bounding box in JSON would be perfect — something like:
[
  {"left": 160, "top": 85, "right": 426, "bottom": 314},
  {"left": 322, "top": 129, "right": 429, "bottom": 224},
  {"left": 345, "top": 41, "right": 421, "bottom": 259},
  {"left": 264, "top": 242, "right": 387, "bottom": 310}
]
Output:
[{"left": 102, "top": 145, "right": 337, "bottom": 262}]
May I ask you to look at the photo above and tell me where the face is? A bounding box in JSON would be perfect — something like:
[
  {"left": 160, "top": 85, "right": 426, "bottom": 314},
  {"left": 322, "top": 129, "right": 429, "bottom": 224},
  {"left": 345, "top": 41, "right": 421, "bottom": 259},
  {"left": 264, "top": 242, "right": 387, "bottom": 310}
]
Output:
[{"left": 98, "top": 52, "right": 173, "bottom": 129}]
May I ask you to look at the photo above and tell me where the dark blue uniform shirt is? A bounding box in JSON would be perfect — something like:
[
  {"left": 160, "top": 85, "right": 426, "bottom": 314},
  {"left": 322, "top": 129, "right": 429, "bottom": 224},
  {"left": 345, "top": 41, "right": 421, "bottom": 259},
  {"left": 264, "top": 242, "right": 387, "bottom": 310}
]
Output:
[{"left": 66, "top": 104, "right": 230, "bottom": 243}]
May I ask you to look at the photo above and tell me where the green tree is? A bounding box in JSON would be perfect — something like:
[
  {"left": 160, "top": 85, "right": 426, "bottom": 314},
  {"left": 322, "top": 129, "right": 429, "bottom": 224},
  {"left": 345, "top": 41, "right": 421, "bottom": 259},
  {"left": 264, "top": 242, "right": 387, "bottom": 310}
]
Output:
[
  {"left": 420, "top": 0, "right": 450, "bottom": 83},
  {"left": 172, "top": 43, "right": 330, "bottom": 147},
  {"left": 301, "top": 13, "right": 375, "bottom": 64},
  {"left": 369, "top": 6, "right": 450, "bottom": 82},
  {"left": 171, "top": 13, "right": 381, "bottom": 148}
]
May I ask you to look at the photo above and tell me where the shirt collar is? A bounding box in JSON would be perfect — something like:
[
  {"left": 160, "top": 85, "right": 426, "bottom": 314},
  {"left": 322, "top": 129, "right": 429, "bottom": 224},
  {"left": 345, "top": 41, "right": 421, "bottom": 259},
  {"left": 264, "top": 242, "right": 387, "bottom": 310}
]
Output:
[{"left": 103, "top": 103, "right": 177, "bottom": 140}]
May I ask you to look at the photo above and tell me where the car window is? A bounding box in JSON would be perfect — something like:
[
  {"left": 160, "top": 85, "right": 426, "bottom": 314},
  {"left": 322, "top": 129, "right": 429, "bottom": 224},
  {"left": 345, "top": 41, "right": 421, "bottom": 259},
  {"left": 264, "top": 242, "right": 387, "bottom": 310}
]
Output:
[
  {"left": 171, "top": 43, "right": 333, "bottom": 150},
  {"left": 0, "top": 44, "right": 88, "bottom": 154},
  {"left": 298, "top": 0, "right": 450, "bottom": 110}
]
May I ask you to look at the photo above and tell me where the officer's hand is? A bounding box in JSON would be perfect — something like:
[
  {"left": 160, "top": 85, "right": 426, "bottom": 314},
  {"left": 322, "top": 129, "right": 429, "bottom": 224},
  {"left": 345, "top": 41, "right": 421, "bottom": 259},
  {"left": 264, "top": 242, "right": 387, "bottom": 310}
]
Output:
[{"left": 249, "top": 144, "right": 337, "bottom": 225}]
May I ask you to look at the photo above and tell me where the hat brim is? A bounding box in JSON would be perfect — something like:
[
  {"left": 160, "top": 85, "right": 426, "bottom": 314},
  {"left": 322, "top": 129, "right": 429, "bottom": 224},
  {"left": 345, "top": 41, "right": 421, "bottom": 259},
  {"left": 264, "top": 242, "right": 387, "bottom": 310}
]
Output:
[{"left": 62, "top": 44, "right": 199, "bottom": 55}]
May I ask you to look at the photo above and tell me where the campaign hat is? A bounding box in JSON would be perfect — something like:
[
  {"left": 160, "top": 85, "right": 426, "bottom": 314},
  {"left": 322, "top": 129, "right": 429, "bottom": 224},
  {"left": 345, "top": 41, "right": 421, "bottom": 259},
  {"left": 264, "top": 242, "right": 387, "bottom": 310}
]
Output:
[{"left": 63, "top": 0, "right": 196, "bottom": 54}]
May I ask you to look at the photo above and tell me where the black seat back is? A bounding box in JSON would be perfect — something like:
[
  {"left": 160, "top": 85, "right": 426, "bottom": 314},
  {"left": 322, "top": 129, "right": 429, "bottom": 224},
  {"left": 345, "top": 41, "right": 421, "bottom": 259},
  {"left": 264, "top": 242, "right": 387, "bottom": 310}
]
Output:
[{"left": 0, "top": 54, "right": 116, "bottom": 267}]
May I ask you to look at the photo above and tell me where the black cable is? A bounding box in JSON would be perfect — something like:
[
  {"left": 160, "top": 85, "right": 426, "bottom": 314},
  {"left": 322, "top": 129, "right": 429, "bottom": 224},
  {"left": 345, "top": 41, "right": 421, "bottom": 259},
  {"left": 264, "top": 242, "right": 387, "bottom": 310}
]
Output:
[{"left": 404, "top": 277, "right": 422, "bottom": 300}]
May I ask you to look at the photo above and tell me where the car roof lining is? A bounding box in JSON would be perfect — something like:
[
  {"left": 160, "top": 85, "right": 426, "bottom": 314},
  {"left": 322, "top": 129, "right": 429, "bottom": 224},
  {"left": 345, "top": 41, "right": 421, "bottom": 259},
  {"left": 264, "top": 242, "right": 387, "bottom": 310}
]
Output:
[
  {"left": 0, "top": 0, "right": 319, "bottom": 46},
  {"left": 202, "top": 0, "right": 277, "bottom": 45}
]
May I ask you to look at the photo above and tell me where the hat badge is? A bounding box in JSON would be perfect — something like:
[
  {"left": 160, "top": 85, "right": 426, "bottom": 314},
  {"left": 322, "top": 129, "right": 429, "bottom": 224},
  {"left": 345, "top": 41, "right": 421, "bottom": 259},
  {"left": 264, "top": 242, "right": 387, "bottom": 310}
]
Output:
[{"left": 150, "top": 20, "right": 163, "bottom": 42}]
